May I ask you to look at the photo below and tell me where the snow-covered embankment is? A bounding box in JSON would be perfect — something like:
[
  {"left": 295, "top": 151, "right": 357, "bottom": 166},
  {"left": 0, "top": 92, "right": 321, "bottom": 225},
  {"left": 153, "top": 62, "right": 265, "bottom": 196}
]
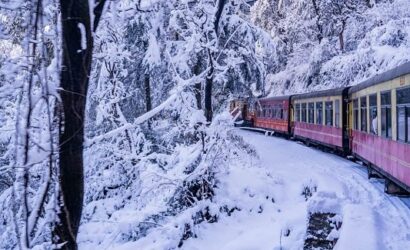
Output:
[{"left": 182, "top": 130, "right": 410, "bottom": 250}]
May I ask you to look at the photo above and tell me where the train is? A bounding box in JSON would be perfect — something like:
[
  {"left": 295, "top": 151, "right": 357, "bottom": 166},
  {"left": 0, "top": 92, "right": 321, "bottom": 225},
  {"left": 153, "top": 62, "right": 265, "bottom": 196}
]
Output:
[{"left": 230, "top": 62, "right": 410, "bottom": 195}]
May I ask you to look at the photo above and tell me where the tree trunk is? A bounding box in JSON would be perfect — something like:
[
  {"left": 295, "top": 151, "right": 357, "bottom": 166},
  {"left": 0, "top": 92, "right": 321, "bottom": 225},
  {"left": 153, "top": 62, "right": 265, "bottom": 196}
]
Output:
[
  {"left": 339, "top": 20, "right": 346, "bottom": 51},
  {"left": 204, "top": 0, "right": 226, "bottom": 123},
  {"left": 55, "top": 1, "right": 105, "bottom": 249},
  {"left": 144, "top": 74, "right": 152, "bottom": 112},
  {"left": 311, "top": 0, "right": 323, "bottom": 43},
  {"left": 144, "top": 74, "right": 152, "bottom": 128},
  {"left": 193, "top": 61, "right": 202, "bottom": 109},
  {"left": 204, "top": 67, "right": 213, "bottom": 123}
]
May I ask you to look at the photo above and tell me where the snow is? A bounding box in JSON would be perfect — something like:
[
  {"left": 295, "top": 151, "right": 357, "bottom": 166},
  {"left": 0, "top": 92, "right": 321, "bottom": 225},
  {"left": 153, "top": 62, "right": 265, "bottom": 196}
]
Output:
[
  {"left": 78, "top": 23, "right": 86, "bottom": 51},
  {"left": 84, "top": 128, "right": 410, "bottom": 250},
  {"left": 251, "top": 0, "right": 410, "bottom": 96},
  {"left": 143, "top": 33, "right": 161, "bottom": 68},
  {"left": 180, "top": 130, "right": 410, "bottom": 250}
]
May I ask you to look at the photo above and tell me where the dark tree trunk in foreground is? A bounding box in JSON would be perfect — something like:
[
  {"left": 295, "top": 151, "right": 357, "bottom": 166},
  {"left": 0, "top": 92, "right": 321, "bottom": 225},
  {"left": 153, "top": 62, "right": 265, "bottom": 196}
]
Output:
[
  {"left": 193, "top": 61, "right": 202, "bottom": 110},
  {"left": 204, "top": 0, "right": 226, "bottom": 123},
  {"left": 144, "top": 74, "right": 152, "bottom": 128},
  {"left": 144, "top": 74, "right": 152, "bottom": 112},
  {"left": 55, "top": 1, "right": 105, "bottom": 249},
  {"left": 205, "top": 56, "right": 213, "bottom": 123}
]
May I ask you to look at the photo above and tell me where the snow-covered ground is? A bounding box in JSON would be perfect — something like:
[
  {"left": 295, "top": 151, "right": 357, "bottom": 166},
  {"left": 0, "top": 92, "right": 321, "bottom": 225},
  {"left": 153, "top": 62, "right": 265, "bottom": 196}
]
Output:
[
  {"left": 90, "top": 129, "right": 410, "bottom": 250},
  {"left": 182, "top": 130, "right": 410, "bottom": 250}
]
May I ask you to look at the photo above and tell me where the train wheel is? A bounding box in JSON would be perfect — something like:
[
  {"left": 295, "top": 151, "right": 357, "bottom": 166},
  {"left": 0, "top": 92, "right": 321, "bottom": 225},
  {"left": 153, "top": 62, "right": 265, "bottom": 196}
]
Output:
[
  {"left": 367, "top": 166, "right": 382, "bottom": 179},
  {"left": 384, "top": 179, "right": 409, "bottom": 196}
]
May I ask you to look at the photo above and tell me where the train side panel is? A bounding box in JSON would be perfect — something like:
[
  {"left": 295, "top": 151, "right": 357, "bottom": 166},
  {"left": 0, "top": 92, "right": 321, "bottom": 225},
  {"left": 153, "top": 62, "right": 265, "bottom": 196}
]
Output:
[
  {"left": 349, "top": 66, "right": 410, "bottom": 191},
  {"left": 254, "top": 97, "right": 291, "bottom": 135},
  {"left": 292, "top": 91, "right": 347, "bottom": 152},
  {"left": 294, "top": 122, "right": 343, "bottom": 148},
  {"left": 351, "top": 130, "right": 410, "bottom": 189}
]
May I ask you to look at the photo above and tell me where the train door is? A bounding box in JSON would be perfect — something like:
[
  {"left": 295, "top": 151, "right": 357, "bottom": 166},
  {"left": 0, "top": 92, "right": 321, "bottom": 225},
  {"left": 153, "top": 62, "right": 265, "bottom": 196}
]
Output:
[
  {"left": 289, "top": 99, "right": 294, "bottom": 135},
  {"left": 347, "top": 99, "right": 353, "bottom": 150},
  {"left": 242, "top": 103, "right": 247, "bottom": 120}
]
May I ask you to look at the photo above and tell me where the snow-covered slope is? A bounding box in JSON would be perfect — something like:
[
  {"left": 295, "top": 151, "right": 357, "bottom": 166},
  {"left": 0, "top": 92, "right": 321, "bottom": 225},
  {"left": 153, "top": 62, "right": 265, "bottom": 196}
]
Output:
[
  {"left": 251, "top": 0, "right": 410, "bottom": 95},
  {"left": 181, "top": 130, "right": 410, "bottom": 250},
  {"left": 86, "top": 129, "right": 410, "bottom": 249}
]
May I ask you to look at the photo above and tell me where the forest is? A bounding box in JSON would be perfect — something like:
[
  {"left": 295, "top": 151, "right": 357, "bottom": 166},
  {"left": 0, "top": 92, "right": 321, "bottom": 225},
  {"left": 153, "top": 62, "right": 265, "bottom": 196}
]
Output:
[{"left": 0, "top": 0, "right": 409, "bottom": 249}]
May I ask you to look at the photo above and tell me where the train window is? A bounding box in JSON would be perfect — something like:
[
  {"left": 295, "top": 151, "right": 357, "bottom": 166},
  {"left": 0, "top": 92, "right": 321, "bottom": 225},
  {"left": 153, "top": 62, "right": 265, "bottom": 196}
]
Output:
[
  {"left": 360, "top": 96, "right": 367, "bottom": 132},
  {"left": 353, "top": 99, "right": 359, "bottom": 130},
  {"left": 397, "top": 87, "right": 410, "bottom": 105},
  {"left": 301, "top": 103, "right": 307, "bottom": 122},
  {"left": 369, "top": 94, "right": 377, "bottom": 135},
  {"left": 278, "top": 104, "right": 283, "bottom": 119},
  {"left": 316, "top": 102, "right": 323, "bottom": 125},
  {"left": 295, "top": 103, "right": 300, "bottom": 122},
  {"left": 381, "top": 91, "right": 392, "bottom": 138},
  {"left": 335, "top": 100, "right": 340, "bottom": 128},
  {"left": 308, "top": 102, "right": 314, "bottom": 123},
  {"left": 325, "top": 101, "right": 333, "bottom": 126},
  {"left": 397, "top": 87, "right": 410, "bottom": 143},
  {"left": 398, "top": 107, "right": 406, "bottom": 141},
  {"left": 408, "top": 107, "right": 410, "bottom": 142}
]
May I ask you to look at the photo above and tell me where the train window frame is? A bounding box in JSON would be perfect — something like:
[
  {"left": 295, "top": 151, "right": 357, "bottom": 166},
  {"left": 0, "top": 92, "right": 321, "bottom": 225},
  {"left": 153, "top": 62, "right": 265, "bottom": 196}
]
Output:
[
  {"left": 381, "top": 91, "right": 392, "bottom": 139},
  {"left": 301, "top": 103, "right": 307, "bottom": 123},
  {"left": 369, "top": 94, "right": 378, "bottom": 135},
  {"left": 272, "top": 105, "right": 277, "bottom": 119},
  {"left": 360, "top": 96, "right": 367, "bottom": 133},
  {"left": 325, "top": 101, "right": 333, "bottom": 127},
  {"left": 353, "top": 99, "right": 359, "bottom": 130},
  {"left": 308, "top": 102, "right": 315, "bottom": 124},
  {"left": 316, "top": 101, "right": 323, "bottom": 125},
  {"left": 397, "top": 106, "right": 406, "bottom": 142},
  {"left": 295, "top": 103, "right": 300, "bottom": 122},
  {"left": 335, "top": 99, "right": 340, "bottom": 128},
  {"left": 278, "top": 103, "right": 284, "bottom": 119},
  {"left": 396, "top": 87, "right": 410, "bottom": 143}
]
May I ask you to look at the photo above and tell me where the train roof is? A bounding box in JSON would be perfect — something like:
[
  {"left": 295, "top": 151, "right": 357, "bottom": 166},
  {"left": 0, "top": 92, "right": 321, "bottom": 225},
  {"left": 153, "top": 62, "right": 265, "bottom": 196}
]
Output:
[
  {"left": 292, "top": 87, "right": 348, "bottom": 100},
  {"left": 259, "top": 95, "right": 292, "bottom": 102},
  {"left": 349, "top": 61, "right": 410, "bottom": 93}
]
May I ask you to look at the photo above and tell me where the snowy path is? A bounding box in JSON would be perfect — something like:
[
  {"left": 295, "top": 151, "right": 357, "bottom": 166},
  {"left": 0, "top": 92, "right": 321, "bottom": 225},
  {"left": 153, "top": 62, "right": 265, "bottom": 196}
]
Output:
[{"left": 183, "top": 130, "right": 410, "bottom": 250}]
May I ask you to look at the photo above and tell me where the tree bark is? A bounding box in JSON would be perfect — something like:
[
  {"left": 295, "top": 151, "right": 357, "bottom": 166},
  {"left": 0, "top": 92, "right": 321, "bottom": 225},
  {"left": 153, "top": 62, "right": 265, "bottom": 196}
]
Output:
[
  {"left": 204, "top": 61, "right": 213, "bottom": 123},
  {"left": 144, "top": 74, "right": 152, "bottom": 128},
  {"left": 339, "top": 19, "right": 346, "bottom": 51},
  {"left": 144, "top": 74, "right": 152, "bottom": 113},
  {"left": 204, "top": 0, "right": 226, "bottom": 123},
  {"left": 55, "top": 1, "right": 105, "bottom": 249},
  {"left": 311, "top": 0, "right": 323, "bottom": 43},
  {"left": 193, "top": 61, "right": 202, "bottom": 110}
]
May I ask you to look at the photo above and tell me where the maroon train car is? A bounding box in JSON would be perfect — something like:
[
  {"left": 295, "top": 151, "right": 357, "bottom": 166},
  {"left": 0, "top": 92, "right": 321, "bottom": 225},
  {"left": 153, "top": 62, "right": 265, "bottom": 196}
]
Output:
[
  {"left": 292, "top": 87, "right": 350, "bottom": 154},
  {"left": 254, "top": 96, "right": 292, "bottom": 136},
  {"left": 348, "top": 63, "right": 410, "bottom": 193}
]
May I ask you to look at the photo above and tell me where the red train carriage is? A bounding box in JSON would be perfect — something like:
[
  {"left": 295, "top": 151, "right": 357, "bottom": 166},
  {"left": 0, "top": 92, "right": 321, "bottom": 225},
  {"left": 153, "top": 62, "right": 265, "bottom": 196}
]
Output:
[
  {"left": 292, "top": 87, "right": 350, "bottom": 154},
  {"left": 253, "top": 96, "right": 292, "bottom": 136},
  {"left": 348, "top": 62, "right": 410, "bottom": 193},
  {"left": 229, "top": 99, "right": 247, "bottom": 120},
  {"left": 230, "top": 62, "right": 410, "bottom": 194}
]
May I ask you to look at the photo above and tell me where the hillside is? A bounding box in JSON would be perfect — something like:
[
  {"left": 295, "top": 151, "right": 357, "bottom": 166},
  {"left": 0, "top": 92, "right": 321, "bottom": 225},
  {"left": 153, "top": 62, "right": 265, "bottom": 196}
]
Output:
[{"left": 251, "top": 0, "right": 410, "bottom": 95}]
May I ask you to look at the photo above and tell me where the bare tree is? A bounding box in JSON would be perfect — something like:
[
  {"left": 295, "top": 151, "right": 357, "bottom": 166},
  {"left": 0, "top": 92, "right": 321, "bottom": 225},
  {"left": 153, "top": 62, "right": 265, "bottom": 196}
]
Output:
[
  {"left": 54, "top": 0, "right": 106, "bottom": 249},
  {"left": 205, "top": 0, "right": 227, "bottom": 123}
]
